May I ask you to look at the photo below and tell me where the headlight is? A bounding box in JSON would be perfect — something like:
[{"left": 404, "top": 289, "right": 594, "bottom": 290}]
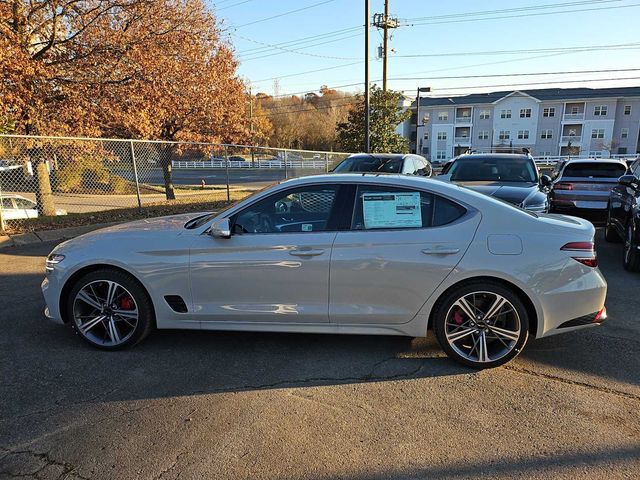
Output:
[{"left": 45, "top": 253, "right": 65, "bottom": 272}]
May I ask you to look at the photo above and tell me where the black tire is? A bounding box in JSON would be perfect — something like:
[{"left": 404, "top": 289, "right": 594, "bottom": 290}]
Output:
[
  {"left": 604, "top": 204, "right": 621, "bottom": 243},
  {"left": 433, "top": 281, "right": 529, "bottom": 369},
  {"left": 623, "top": 220, "right": 640, "bottom": 272},
  {"left": 66, "top": 268, "right": 154, "bottom": 350}
]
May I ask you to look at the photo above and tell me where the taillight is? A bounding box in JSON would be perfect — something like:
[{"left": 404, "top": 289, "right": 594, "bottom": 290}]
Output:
[
  {"left": 561, "top": 242, "right": 594, "bottom": 252},
  {"left": 561, "top": 241, "right": 597, "bottom": 267},
  {"left": 555, "top": 182, "right": 574, "bottom": 190},
  {"left": 572, "top": 257, "right": 598, "bottom": 267}
]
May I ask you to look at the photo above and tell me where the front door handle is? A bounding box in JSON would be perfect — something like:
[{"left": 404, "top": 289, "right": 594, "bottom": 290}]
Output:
[
  {"left": 421, "top": 247, "right": 460, "bottom": 255},
  {"left": 289, "top": 248, "right": 325, "bottom": 257}
]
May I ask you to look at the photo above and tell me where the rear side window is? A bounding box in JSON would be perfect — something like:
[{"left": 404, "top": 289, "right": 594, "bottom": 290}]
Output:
[
  {"left": 333, "top": 156, "right": 402, "bottom": 173},
  {"left": 562, "top": 163, "right": 627, "bottom": 178},
  {"left": 351, "top": 185, "right": 466, "bottom": 230}
]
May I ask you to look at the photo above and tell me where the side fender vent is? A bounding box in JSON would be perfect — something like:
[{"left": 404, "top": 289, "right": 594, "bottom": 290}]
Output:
[{"left": 164, "top": 295, "right": 188, "bottom": 313}]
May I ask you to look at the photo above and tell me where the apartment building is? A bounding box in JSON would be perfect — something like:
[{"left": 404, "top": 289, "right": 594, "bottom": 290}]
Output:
[{"left": 404, "top": 87, "right": 640, "bottom": 160}]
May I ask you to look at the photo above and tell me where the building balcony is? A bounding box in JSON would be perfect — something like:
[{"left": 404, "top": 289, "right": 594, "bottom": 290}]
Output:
[
  {"left": 563, "top": 113, "right": 584, "bottom": 121},
  {"left": 455, "top": 116, "right": 472, "bottom": 124},
  {"left": 454, "top": 136, "right": 471, "bottom": 144},
  {"left": 560, "top": 135, "right": 582, "bottom": 144}
]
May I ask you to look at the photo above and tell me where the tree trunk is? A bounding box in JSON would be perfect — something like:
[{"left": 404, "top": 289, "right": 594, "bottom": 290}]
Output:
[
  {"left": 161, "top": 144, "right": 176, "bottom": 200},
  {"left": 33, "top": 159, "right": 56, "bottom": 216}
]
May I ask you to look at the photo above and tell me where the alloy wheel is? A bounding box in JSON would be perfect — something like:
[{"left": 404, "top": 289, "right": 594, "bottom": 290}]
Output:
[
  {"left": 72, "top": 280, "right": 139, "bottom": 347},
  {"left": 444, "top": 291, "right": 521, "bottom": 364}
]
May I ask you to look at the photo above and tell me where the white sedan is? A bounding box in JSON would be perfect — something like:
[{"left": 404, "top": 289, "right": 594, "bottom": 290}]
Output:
[
  {"left": 1, "top": 194, "right": 67, "bottom": 220},
  {"left": 42, "top": 174, "right": 607, "bottom": 368}
]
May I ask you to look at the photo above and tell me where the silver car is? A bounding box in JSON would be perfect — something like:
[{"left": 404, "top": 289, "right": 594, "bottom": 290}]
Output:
[{"left": 42, "top": 174, "right": 607, "bottom": 368}]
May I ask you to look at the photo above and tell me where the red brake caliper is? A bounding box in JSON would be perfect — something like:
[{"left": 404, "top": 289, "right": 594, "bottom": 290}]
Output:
[
  {"left": 119, "top": 295, "right": 134, "bottom": 310},
  {"left": 453, "top": 309, "right": 464, "bottom": 325}
]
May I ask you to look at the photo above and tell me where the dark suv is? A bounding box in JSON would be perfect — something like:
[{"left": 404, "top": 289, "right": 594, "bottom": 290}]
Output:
[{"left": 605, "top": 157, "right": 640, "bottom": 271}]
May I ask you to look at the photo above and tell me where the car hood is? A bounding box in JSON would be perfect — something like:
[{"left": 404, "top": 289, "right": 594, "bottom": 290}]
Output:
[
  {"left": 55, "top": 212, "right": 207, "bottom": 251},
  {"left": 455, "top": 181, "right": 539, "bottom": 205}
]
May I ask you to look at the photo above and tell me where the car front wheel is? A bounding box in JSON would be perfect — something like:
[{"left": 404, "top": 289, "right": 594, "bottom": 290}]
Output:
[
  {"left": 67, "top": 268, "right": 154, "bottom": 349},
  {"left": 433, "top": 281, "right": 529, "bottom": 368}
]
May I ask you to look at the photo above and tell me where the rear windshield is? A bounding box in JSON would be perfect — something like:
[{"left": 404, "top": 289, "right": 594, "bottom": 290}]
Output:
[
  {"left": 449, "top": 157, "right": 537, "bottom": 183},
  {"left": 562, "top": 163, "right": 626, "bottom": 178},
  {"left": 333, "top": 156, "right": 402, "bottom": 173}
]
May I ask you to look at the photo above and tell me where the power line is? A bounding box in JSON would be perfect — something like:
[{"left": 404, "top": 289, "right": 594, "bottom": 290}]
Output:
[
  {"left": 234, "top": 0, "right": 338, "bottom": 29},
  {"left": 389, "top": 67, "right": 640, "bottom": 82},
  {"left": 403, "top": 1, "right": 640, "bottom": 26},
  {"left": 237, "top": 32, "right": 363, "bottom": 61},
  {"left": 236, "top": 26, "right": 361, "bottom": 55},
  {"left": 251, "top": 62, "right": 362, "bottom": 84},
  {"left": 217, "top": 0, "right": 256, "bottom": 11}
]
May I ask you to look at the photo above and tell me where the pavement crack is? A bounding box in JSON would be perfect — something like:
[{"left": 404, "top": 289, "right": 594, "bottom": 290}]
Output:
[
  {"left": 0, "top": 447, "right": 91, "bottom": 480},
  {"left": 154, "top": 450, "right": 188, "bottom": 480},
  {"left": 505, "top": 365, "right": 640, "bottom": 401}
]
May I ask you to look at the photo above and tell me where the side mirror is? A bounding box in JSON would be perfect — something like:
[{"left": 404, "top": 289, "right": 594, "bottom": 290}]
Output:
[
  {"left": 209, "top": 218, "right": 231, "bottom": 239},
  {"left": 540, "top": 174, "right": 552, "bottom": 187},
  {"left": 618, "top": 175, "right": 637, "bottom": 188}
]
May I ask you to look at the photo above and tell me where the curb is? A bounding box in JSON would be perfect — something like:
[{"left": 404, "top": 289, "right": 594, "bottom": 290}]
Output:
[{"left": 0, "top": 222, "right": 117, "bottom": 250}]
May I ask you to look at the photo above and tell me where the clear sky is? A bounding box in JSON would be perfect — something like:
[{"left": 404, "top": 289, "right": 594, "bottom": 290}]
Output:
[{"left": 211, "top": 0, "right": 640, "bottom": 98}]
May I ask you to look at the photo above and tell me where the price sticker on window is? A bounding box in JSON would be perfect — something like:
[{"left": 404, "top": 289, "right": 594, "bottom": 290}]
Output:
[{"left": 362, "top": 192, "right": 422, "bottom": 229}]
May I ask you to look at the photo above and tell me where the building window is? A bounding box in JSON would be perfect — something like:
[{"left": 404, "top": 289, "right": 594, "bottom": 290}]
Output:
[
  {"left": 438, "top": 112, "right": 448, "bottom": 121},
  {"left": 498, "top": 130, "right": 510, "bottom": 140},
  {"left": 594, "top": 105, "right": 607, "bottom": 116},
  {"left": 588, "top": 151, "right": 603, "bottom": 157},
  {"left": 436, "top": 151, "right": 447, "bottom": 160},
  {"left": 543, "top": 107, "right": 555, "bottom": 117},
  {"left": 423, "top": 132, "right": 429, "bottom": 140},
  {"left": 479, "top": 110, "right": 490, "bottom": 119},
  {"left": 500, "top": 109, "right": 511, "bottom": 119},
  {"left": 541, "top": 129, "right": 553, "bottom": 139},
  {"left": 591, "top": 129, "right": 605, "bottom": 139},
  {"left": 519, "top": 108, "right": 532, "bottom": 118},
  {"left": 478, "top": 130, "right": 489, "bottom": 140},
  {"left": 437, "top": 131, "right": 447, "bottom": 140},
  {"left": 619, "top": 147, "right": 628, "bottom": 154},
  {"left": 569, "top": 105, "right": 581, "bottom": 115},
  {"left": 621, "top": 128, "right": 629, "bottom": 139},
  {"left": 517, "top": 130, "right": 529, "bottom": 139},
  {"left": 624, "top": 105, "right": 631, "bottom": 115},
  {"left": 541, "top": 151, "right": 552, "bottom": 157}
]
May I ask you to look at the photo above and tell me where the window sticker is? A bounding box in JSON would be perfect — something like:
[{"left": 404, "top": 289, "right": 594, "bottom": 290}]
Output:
[
  {"left": 301, "top": 224, "right": 313, "bottom": 232},
  {"left": 362, "top": 192, "right": 422, "bottom": 229}
]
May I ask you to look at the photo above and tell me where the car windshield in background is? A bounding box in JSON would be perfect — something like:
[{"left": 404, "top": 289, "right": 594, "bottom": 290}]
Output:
[
  {"left": 333, "top": 156, "right": 403, "bottom": 173},
  {"left": 449, "top": 158, "right": 537, "bottom": 183},
  {"left": 562, "top": 162, "right": 627, "bottom": 178}
]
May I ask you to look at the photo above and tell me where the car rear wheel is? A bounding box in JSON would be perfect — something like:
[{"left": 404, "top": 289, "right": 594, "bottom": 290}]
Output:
[
  {"left": 604, "top": 205, "right": 621, "bottom": 243},
  {"left": 67, "top": 268, "right": 154, "bottom": 349},
  {"left": 623, "top": 221, "right": 640, "bottom": 272},
  {"left": 433, "top": 281, "right": 529, "bottom": 369}
]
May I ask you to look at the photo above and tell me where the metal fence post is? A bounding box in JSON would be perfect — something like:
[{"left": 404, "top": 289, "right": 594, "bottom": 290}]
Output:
[
  {"left": 325, "top": 152, "right": 329, "bottom": 173},
  {"left": 129, "top": 140, "right": 142, "bottom": 209},
  {"left": 0, "top": 177, "right": 5, "bottom": 232},
  {"left": 224, "top": 146, "right": 231, "bottom": 202},
  {"left": 284, "top": 149, "right": 288, "bottom": 180}
]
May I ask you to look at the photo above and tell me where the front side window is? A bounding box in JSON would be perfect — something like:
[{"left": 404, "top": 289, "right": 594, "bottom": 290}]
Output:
[
  {"left": 233, "top": 185, "right": 339, "bottom": 234},
  {"left": 351, "top": 185, "right": 466, "bottom": 231}
]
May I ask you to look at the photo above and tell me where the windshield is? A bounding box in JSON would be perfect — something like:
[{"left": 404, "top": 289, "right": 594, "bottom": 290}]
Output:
[
  {"left": 333, "top": 156, "right": 403, "bottom": 173},
  {"left": 449, "top": 157, "right": 538, "bottom": 183}
]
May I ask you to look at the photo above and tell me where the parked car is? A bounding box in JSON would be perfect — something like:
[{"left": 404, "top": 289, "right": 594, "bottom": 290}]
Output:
[
  {"left": 605, "top": 157, "right": 640, "bottom": 271},
  {"left": 0, "top": 159, "right": 22, "bottom": 172},
  {"left": 332, "top": 153, "right": 432, "bottom": 177},
  {"left": 549, "top": 159, "right": 628, "bottom": 214},
  {"left": 42, "top": 174, "right": 606, "bottom": 368},
  {"left": 228, "top": 156, "right": 246, "bottom": 162},
  {"left": 438, "top": 153, "right": 551, "bottom": 213},
  {"left": 1, "top": 194, "right": 67, "bottom": 220}
]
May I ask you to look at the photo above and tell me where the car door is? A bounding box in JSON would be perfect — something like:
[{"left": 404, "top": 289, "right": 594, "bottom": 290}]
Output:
[
  {"left": 611, "top": 159, "right": 640, "bottom": 230},
  {"left": 189, "top": 183, "right": 348, "bottom": 324},
  {"left": 329, "top": 184, "right": 480, "bottom": 325},
  {"left": 13, "top": 197, "right": 38, "bottom": 219}
]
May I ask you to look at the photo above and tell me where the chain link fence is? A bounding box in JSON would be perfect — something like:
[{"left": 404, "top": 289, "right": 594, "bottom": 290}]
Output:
[{"left": 0, "top": 135, "right": 352, "bottom": 232}]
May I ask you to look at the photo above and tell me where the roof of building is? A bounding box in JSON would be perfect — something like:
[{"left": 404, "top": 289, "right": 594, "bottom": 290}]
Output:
[{"left": 418, "top": 86, "right": 640, "bottom": 107}]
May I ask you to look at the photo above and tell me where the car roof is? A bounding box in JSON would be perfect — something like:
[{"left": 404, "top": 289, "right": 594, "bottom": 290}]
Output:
[
  {"left": 346, "top": 153, "right": 413, "bottom": 161},
  {"left": 452, "top": 153, "right": 532, "bottom": 161},
  {"left": 563, "top": 158, "right": 628, "bottom": 166}
]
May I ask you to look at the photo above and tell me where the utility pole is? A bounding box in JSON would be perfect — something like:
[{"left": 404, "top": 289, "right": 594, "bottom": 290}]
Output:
[
  {"left": 373, "top": 1, "right": 399, "bottom": 92},
  {"left": 364, "top": 0, "right": 370, "bottom": 153}
]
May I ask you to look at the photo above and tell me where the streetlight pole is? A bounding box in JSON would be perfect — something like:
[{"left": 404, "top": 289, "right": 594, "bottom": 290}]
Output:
[
  {"left": 415, "top": 87, "right": 431, "bottom": 154},
  {"left": 364, "top": 0, "right": 370, "bottom": 153}
]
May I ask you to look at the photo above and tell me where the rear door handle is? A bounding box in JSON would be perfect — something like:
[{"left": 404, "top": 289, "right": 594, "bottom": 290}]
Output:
[
  {"left": 289, "top": 248, "right": 325, "bottom": 257},
  {"left": 421, "top": 247, "right": 460, "bottom": 255}
]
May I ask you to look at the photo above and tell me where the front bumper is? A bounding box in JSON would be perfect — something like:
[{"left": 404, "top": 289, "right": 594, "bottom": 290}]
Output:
[{"left": 41, "top": 275, "right": 64, "bottom": 324}]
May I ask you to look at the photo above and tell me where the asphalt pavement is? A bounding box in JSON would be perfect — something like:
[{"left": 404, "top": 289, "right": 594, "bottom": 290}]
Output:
[{"left": 0, "top": 230, "right": 638, "bottom": 479}]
